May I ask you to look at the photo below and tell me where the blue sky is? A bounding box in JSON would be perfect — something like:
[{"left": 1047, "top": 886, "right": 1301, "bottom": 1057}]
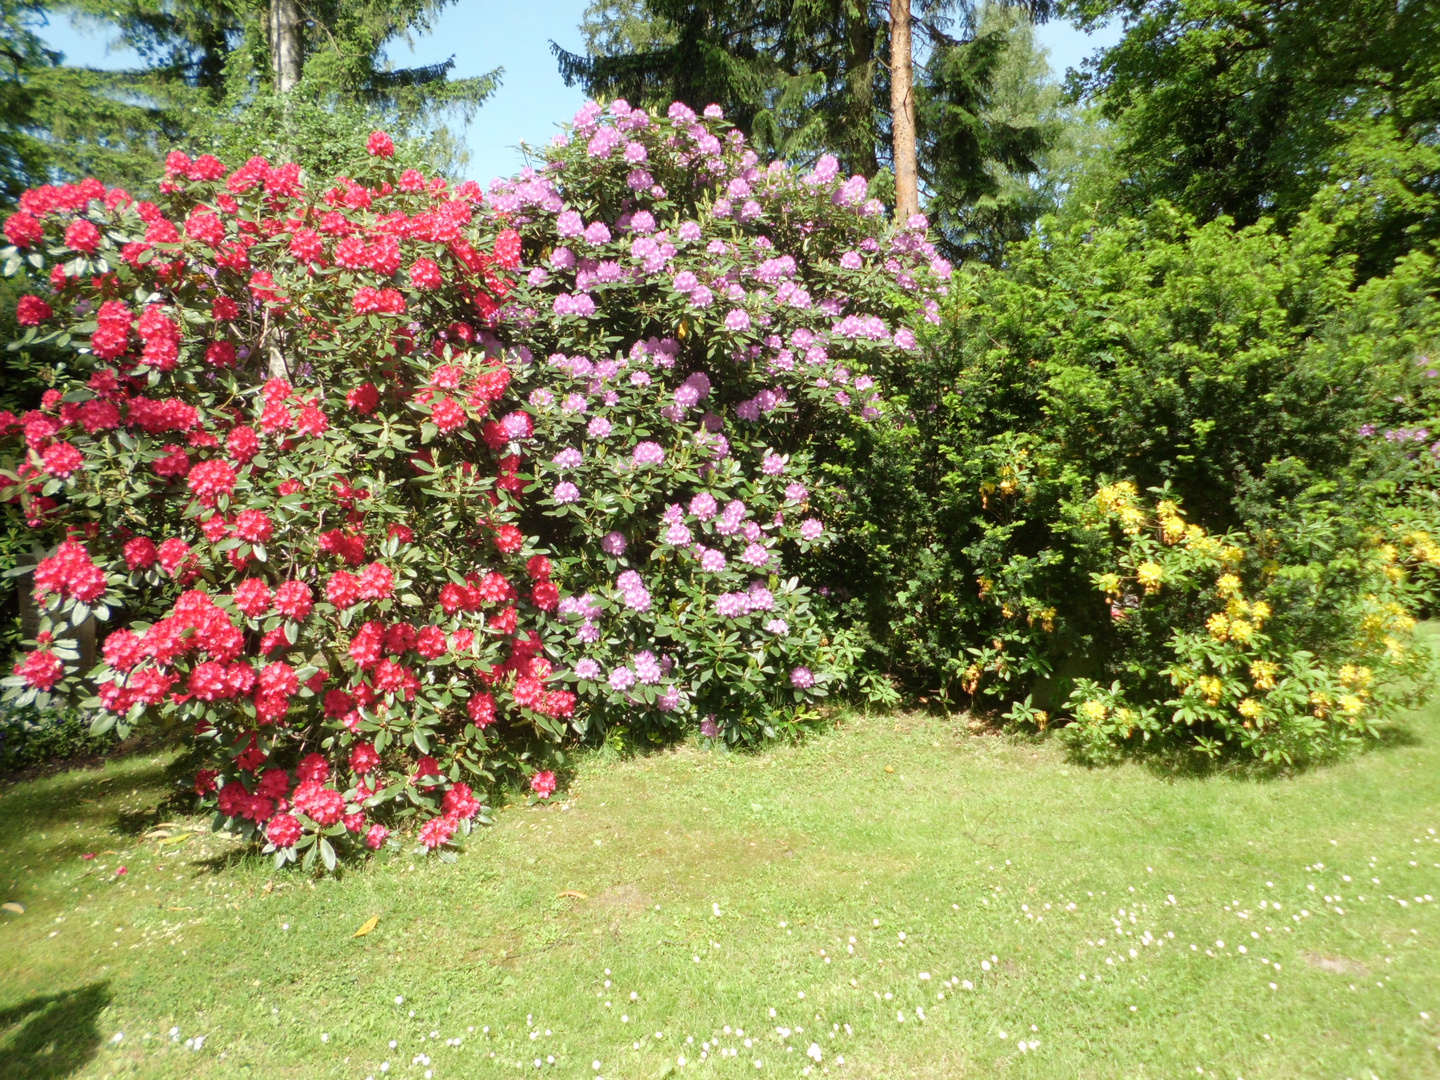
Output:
[{"left": 38, "top": 2, "right": 1120, "bottom": 186}]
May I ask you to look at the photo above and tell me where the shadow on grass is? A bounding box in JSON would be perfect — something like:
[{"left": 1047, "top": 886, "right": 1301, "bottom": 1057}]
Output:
[{"left": 0, "top": 982, "right": 111, "bottom": 1080}]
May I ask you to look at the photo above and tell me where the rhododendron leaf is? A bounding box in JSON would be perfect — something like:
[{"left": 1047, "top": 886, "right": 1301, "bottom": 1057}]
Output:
[
  {"left": 353, "top": 916, "right": 379, "bottom": 937},
  {"left": 89, "top": 712, "right": 116, "bottom": 737},
  {"left": 412, "top": 729, "right": 430, "bottom": 753}
]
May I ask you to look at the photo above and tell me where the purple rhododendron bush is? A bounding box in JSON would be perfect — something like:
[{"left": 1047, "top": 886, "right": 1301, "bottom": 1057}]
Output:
[{"left": 0, "top": 101, "right": 949, "bottom": 868}]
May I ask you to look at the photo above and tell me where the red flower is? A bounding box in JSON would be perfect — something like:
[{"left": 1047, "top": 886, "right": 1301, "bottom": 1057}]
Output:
[
  {"left": 530, "top": 770, "right": 558, "bottom": 799},
  {"left": 493, "top": 229, "right": 522, "bottom": 269},
  {"left": 205, "top": 341, "right": 237, "bottom": 367},
  {"left": 40, "top": 441, "right": 84, "bottom": 478},
  {"left": 297, "top": 752, "right": 330, "bottom": 783},
  {"left": 4, "top": 211, "right": 44, "bottom": 248},
  {"left": 367, "top": 130, "right": 395, "bottom": 157},
  {"left": 409, "top": 258, "right": 443, "bottom": 290},
  {"left": 349, "top": 742, "right": 380, "bottom": 774},
  {"left": 64, "top": 218, "right": 101, "bottom": 254},
  {"left": 16, "top": 295, "right": 52, "bottom": 326},
  {"left": 15, "top": 648, "right": 64, "bottom": 690},
  {"left": 419, "top": 814, "right": 457, "bottom": 849},
  {"left": 442, "top": 782, "right": 481, "bottom": 820},
  {"left": 152, "top": 445, "right": 190, "bottom": 481},
  {"left": 266, "top": 813, "right": 303, "bottom": 848},
  {"left": 365, "top": 823, "right": 390, "bottom": 849},
  {"left": 187, "top": 458, "right": 237, "bottom": 505},
  {"left": 467, "top": 692, "right": 497, "bottom": 728},
  {"left": 346, "top": 383, "right": 380, "bottom": 414},
  {"left": 123, "top": 536, "right": 158, "bottom": 570},
  {"left": 525, "top": 555, "right": 552, "bottom": 581},
  {"left": 532, "top": 581, "right": 560, "bottom": 611},
  {"left": 274, "top": 580, "right": 313, "bottom": 619}
]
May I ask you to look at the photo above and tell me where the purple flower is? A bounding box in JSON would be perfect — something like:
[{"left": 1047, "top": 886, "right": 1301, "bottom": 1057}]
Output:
[
  {"left": 700, "top": 715, "right": 719, "bottom": 738},
  {"left": 556, "top": 210, "right": 584, "bottom": 238},
  {"left": 689, "top": 285, "right": 714, "bottom": 308},
  {"left": 552, "top": 447, "right": 583, "bottom": 469},
  {"left": 609, "top": 666, "right": 636, "bottom": 691},
  {"left": 673, "top": 270, "right": 699, "bottom": 292},
  {"left": 630, "top": 210, "right": 656, "bottom": 233},
  {"left": 678, "top": 221, "right": 702, "bottom": 242},
  {"left": 804, "top": 155, "right": 839, "bottom": 186},
  {"left": 839, "top": 251, "right": 862, "bottom": 270},
  {"left": 665, "top": 522, "right": 693, "bottom": 546},
  {"left": 740, "top": 543, "right": 771, "bottom": 568},
  {"left": 715, "top": 592, "right": 750, "bottom": 618},
  {"left": 633, "top": 650, "right": 662, "bottom": 684},
  {"left": 765, "top": 618, "right": 789, "bottom": 636},
  {"left": 893, "top": 327, "right": 918, "bottom": 350},
  {"left": 689, "top": 492, "right": 718, "bottom": 519},
  {"left": 587, "top": 416, "right": 612, "bottom": 439},
  {"left": 785, "top": 482, "right": 808, "bottom": 504},
  {"left": 674, "top": 372, "right": 711, "bottom": 408},
  {"left": 632, "top": 441, "right": 665, "bottom": 466},
  {"left": 562, "top": 392, "right": 588, "bottom": 413},
  {"left": 624, "top": 140, "right": 648, "bottom": 163},
  {"left": 553, "top": 481, "right": 580, "bottom": 504},
  {"left": 724, "top": 308, "right": 752, "bottom": 332},
  {"left": 659, "top": 685, "right": 683, "bottom": 712},
  {"left": 1357, "top": 424, "right": 1376, "bottom": 437},
  {"left": 704, "top": 103, "right": 724, "bottom": 118},
  {"left": 575, "top": 659, "right": 601, "bottom": 680},
  {"left": 700, "top": 548, "right": 727, "bottom": 573},
  {"left": 762, "top": 453, "right": 785, "bottom": 475},
  {"left": 790, "top": 666, "right": 815, "bottom": 689},
  {"left": 799, "top": 518, "right": 823, "bottom": 541},
  {"left": 601, "top": 531, "right": 627, "bottom": 556},
  {"left": 629, "top": 370, "right": 652, "bottom": 387},
  {"left": 747, "top": 582, "right": 774, "bottom": 610},
  {"left": 584, "top": 221, "right": 612, "bottom": 245},
  {"left": 529, "top": 388, "right": 555, "bottom": 408}
]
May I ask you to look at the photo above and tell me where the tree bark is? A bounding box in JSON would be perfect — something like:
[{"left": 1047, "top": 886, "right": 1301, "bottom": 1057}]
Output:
[
  {"left": 889, "top": 0, "right": 919, "bottom": 220},
  {"left": 269, "top": 0, "right": 303, "bottom": 93}
]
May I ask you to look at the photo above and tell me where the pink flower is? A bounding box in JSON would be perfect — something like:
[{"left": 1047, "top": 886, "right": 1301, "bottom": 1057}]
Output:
[
  {"left": 419, "top": 814, "right": 458, "bottom": 849},
  {"left": 365, "top": 824, "right": 390, "bottom": 849},
  {"left": 366, "top": 130, "right": 395, "bottom": 157},
  {"left": 531, "top": 771, "right": 557, "bottom": 799}
]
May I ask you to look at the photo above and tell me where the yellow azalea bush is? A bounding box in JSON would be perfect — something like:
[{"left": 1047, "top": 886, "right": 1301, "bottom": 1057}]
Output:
[{"left": 1056, "top": 483, "right": 1435, "bottom": 764}]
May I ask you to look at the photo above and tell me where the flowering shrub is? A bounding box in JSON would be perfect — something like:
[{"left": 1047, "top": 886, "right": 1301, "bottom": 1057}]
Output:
[
  {"left": 488, "top": 98, "right": 949, "bottom": 741},
  {"left": 1042, "top": 483, "right": 1434, "bottom": 764},
  {"left": 0, "top": 102, "right": 946, "bottom": 865}
]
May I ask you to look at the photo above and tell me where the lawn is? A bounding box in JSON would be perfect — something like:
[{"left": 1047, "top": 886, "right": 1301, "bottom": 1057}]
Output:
[{"left": 2, "top": 704, "right": 1439, "bottom": 1079}]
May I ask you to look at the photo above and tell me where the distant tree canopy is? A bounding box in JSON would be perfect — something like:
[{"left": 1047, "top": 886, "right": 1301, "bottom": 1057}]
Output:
[
  {"left": 1064, "top": 0, "right": 1440, "bottom": 279},
  {"left": 0, "top": 0, "right": 500, "bottom": 207},
  {"left": 556, "top": 0, "right": 1062, "bottom": 261}
]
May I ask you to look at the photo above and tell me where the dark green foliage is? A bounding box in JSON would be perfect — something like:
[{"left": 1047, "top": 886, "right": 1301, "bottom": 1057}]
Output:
[
  {"left": 0, "top": 703, "right": 118, "bottom": 772},
  {"left": 813, "top": 202, "right": 1440, "bottom": 736}
]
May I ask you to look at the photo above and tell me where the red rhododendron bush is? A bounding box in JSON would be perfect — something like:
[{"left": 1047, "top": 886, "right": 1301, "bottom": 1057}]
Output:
[{"left": 0, "top": 101, "right": 949, "bottom": 868}]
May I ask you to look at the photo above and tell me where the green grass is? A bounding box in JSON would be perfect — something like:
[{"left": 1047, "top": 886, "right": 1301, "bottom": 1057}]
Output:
[{"left": 2, "top": 707, "right": 1439, "bottom": 1079}]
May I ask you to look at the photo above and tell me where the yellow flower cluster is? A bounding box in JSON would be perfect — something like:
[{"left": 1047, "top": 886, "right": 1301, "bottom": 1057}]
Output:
[
  {"left": 1249, "top": 660, "right": 1278, "bottom": 690},
  {"left": 1137, "top": 561, "right": 1164, "bottom": 594},
  {"left": 1194, "top": 675, "right": 1224, "bottom": 705},
  {"left": 1095, "top": 482, "right": 1146, "bottom": 534},
  {"left": 1078, "top": 699, "right": 1107, "bottom": 723}
]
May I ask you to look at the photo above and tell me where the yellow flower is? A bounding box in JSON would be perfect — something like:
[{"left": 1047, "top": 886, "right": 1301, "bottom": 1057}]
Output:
[
  {"left": 1249, "top": 661, "right": 1278, "bottom": 690},
  {"left": 1378, "top": 543, "right": 1398, "bottom": 563},
  {"left": 1194, "top": 675, "right": 1224, "bottom": 705},
  {"left": 1078, "top": 700, "right": 1108, "bottom": 724},
  {"left": 1309, "top": 690, "right": 1332, "bottom": 717},
  {"left": 1096, "top": 572, "right": 1122, "bottom": 597},
  {"left": 1160, "top": 516, "right": 1186, "bottom": 545},
  {"left": 1118, "top": 506, "right": 1146, "bottom": 535},
  {"left": 1225, "top": 597, "right": 1249, "bottom": 619},
  {"left": 1385, "top": 636, "right": 1408, "bottom": 661},
  {"left": 1228, "top": 619, "right": 1255, "bottom": 644},
  {"left": 1033, "top": 710, "right": 1049, "bottom": 731},
  {"left": 1338, "top": 664, "right": 1373, "bottom": 690},
  {"left": 1216, "top": 573, "right": 1242, "bottom": 598},
  {"left": 1237, "top": 698, "right": 1262, "bottom": 720},
  {"left": 1206, "top": 613, "right": 1230, "bottom": 641},
  {"left": 1220, "top": 545, "right": 1245, "bottom": 565},
  {"left": 1249, "top": 601, "right": 1271, "bottom": 623},
  {"left": 1137, "top": 561, "right": 1164, "bottom": 594},
  {"left": 1339, "top": 693, "right": 1366, "bottom": 717}
]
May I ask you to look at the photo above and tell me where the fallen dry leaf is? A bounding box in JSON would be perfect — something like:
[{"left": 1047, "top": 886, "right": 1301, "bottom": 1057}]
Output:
[
  {"left": 556, "top": 890, "right": 588, "bottom": 899},
  {"left": 2, "top": 901, "right": 24, "bottom": 915},
  {"left": 353, "top": 916, "right": 380, "bottom": 937}
]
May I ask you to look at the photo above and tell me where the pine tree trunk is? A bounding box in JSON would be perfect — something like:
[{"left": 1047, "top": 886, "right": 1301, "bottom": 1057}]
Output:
[
  {"left": 889, "top": 0, "right": 919, "bottom": 220},
  {"left": 269, "top": 0, "right": 303, "bottom": 93}
]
